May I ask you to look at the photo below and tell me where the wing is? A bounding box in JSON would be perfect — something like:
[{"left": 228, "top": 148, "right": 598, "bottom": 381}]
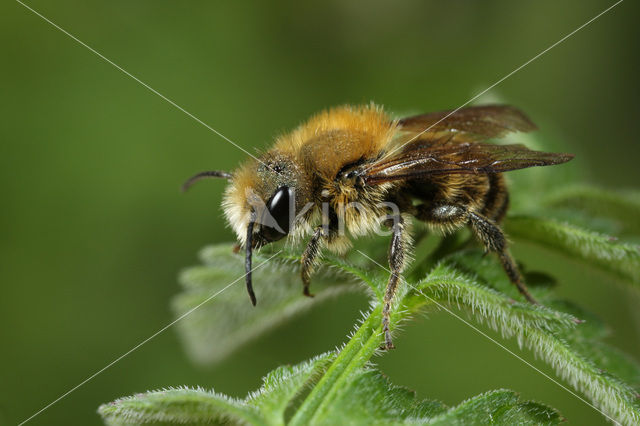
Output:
[
  {"left": 398, "top": 105, "right": 537, "bottom": 143},
  {"left": 364, "top": 141, "right": 574, "bottom": 185}
]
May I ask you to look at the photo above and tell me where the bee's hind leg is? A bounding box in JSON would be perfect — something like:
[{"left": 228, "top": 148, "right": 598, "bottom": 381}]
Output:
[
  {"left": 382, "top": 214, "right": 408, "bottom": 350},
  {"left": 301, "top": 226, "right": 326, "bottom": 298},
  {"left": 417, "top": 204, "right": 537, "bottom": 304},
  {"left": 466, "top": 211, "right": 537, "bottom": 304}
]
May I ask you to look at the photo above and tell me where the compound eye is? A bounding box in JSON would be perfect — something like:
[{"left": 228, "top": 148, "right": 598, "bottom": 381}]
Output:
[{"left": 261, "top": 186, "right": 293, "bottom": 242}]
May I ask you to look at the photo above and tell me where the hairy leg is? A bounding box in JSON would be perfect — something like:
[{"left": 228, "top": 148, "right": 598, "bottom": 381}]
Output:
[
  {"left": 301, "top": 226, "right": 326, "bottom": 297},
  {"left": 417, "top": 204, "right": 536, "bottom": 304},
  {"left": 382, "top": 214, "right": 408, "bottom": 350},
  {"left": 468, "top": 211, "right": 537, "bottom": 304}
]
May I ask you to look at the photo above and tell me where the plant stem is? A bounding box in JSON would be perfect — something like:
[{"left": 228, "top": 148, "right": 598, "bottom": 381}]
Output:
[{"left": 289, "top": 305, "right": 383, "bottom": 425}]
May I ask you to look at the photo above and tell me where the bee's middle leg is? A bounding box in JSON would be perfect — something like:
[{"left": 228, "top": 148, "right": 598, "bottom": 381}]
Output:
[{"left": 382, "top": 214, "right": 408, "bottom": 350}]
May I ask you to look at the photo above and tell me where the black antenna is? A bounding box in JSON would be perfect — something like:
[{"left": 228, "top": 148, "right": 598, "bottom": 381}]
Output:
[
  {"left": 245, "top": 215, "right": 257, "bottom": 306},
  {"left": 181, "top": 170, "right": 232, "bottom": 192}
]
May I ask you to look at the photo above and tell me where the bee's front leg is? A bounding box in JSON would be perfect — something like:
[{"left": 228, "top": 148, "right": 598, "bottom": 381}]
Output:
[
  {"left": 301, "top": 226, "right": 326, "bottom": 298},
  {"left": 382, "top": 214, "right": 408, "bottom": 350}
]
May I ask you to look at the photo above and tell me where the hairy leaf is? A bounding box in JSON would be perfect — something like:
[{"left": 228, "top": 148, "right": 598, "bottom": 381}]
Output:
[
  {"left": 98, "top": 387, "right": 261, "bottom": 426},
  {"left": 505, "top": 214, "right": 640, "bottom": 288},
  {"left": 427, "top": 389, "right": 562, "bottom": 425},
  {"left": 411, "top": 262, "right": 580, "bottom": 340},
  {"left": 322, "top": 369, "right": 447, "bottom": 424},
  {"left": 321, "top": 370, "right": 562, "bottom": 425},
  {"left": 99, "top": 356, "right": 561, "bottom": 426},
  {"left": 246, "top": 352, "right": 336, "bottom": 424},
  {"left": 288, "top": 252, "right": 578, "bottom": 425},
  {"left": 419, "top": 251, "right": 640, "bottom": 425},
  {"left": 172, "top": 245, "right": 357, "bottom": 364},
  {"left": 543, "top": 185, "right": 640, "bottom": 236},
  {"left": 289, "top": 304, "right": 387, "bottom": 425}
]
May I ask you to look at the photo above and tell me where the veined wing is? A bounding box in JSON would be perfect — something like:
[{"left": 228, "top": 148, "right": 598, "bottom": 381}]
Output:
[
  {"left": 365, "top": 141, "right": 574, "bottom": 185},
  {"left": 398, "top": 105, "right": 537, "bottom": 144}
]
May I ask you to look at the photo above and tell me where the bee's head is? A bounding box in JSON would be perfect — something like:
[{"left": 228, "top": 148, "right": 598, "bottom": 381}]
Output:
[
  {"left": 183, "top": 151, "right": 311, "bottom": 306},
  {"left": 222, "top": 153, "right": 311, "bottom": 246}
]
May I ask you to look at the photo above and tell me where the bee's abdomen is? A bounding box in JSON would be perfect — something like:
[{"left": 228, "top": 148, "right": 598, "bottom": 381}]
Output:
[
  {"left": 406, "top": 172, "right": 509, "bottom": 223},
  {"left": 480, "top": 173, "right": 509, "bottom": 223}
]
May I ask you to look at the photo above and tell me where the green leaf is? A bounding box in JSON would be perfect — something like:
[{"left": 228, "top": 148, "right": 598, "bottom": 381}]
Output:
[
  {"left": 99, "top": 355, "right": 561, "bottom": 426},
  {"left": 246, "top": 352, "right": 336, "bottom": 424},
  {"left": 323, "top": 370, "right": 562, "bottom": 425},
  {"left": 427, "top": 389, "right": 563, "bottom": 425},
  {"left": 98, "top": 353, "right": 335, "bottom": 426},
  {"left": 423, "top": 251, "right": 640, "bottom": 426},
  {"left": 505, "top": 214, "right": 640, "bottom": 288},
  {"left": 517, "top": 324, "right": 640, "bottom": 425},
  {"left": 97, "top": 387, "right": 262, "bottom": 426},
  {"left": 288, "top": 253, "right": 577, "bottom": 425},
  {"left": 410, "top": 261, "right": 580, "bottom": 339},
  {"left": 552, "top": 301, "right": 640, "bottom": 390},
  {"left": 542, "top": 185, "right": 640, "bottom": 235},
  {"left": 289, "top": 304, "right": 387, "bottom": 425},
  {"left": 172, "top": 245, "right": 358, "bottom": 365},
  {"left": 322, "top": 369, "right": 447, "bottom": 425}
]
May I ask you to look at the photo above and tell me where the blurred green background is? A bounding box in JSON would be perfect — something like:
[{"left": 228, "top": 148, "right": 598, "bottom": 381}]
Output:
[{"left": 1, "top": 1, "right": 639, "bottom": 425}]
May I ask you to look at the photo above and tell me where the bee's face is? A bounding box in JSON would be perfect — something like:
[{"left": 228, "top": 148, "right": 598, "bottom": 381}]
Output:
[{"left": 223, "top": 151, "right": 311, "bottom": 248}]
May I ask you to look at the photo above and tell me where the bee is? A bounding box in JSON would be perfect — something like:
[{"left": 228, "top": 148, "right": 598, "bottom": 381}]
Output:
[{"left": 183, "top": 104, "right": 573, "bottom": 350}]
